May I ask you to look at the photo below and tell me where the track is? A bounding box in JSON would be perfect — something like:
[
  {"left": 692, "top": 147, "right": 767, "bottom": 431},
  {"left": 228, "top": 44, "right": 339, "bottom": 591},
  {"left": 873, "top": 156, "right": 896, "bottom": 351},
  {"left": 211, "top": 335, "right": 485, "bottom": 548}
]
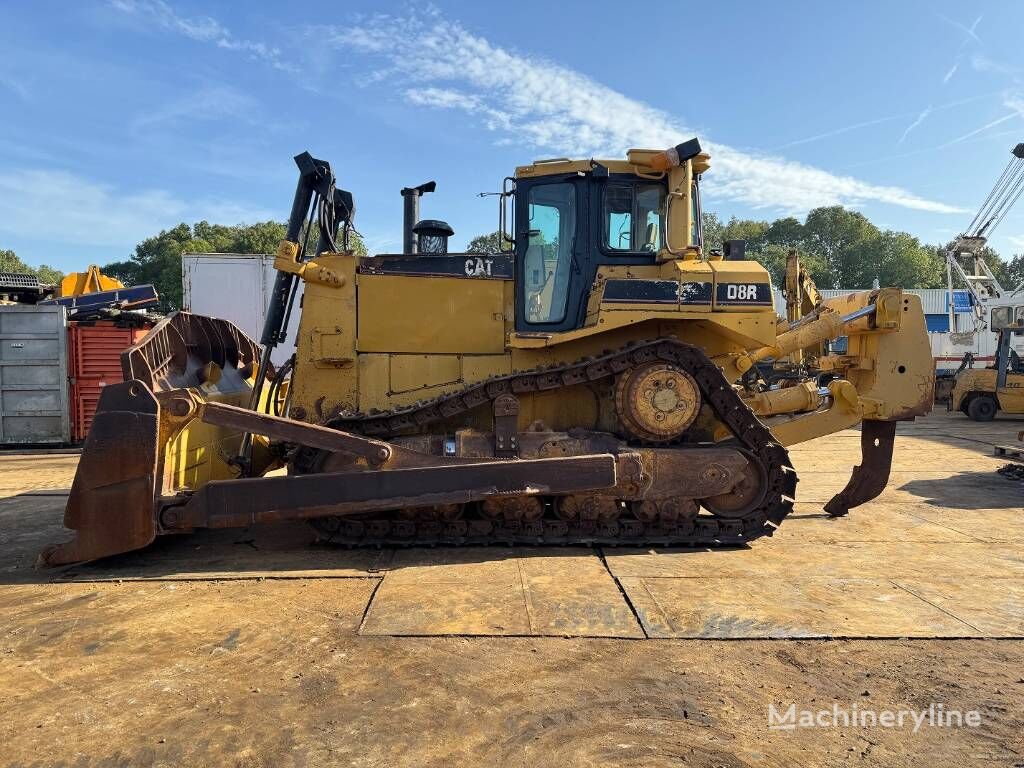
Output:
[{"left": 295, "top": 339, "right": 798, "bottom": 547}]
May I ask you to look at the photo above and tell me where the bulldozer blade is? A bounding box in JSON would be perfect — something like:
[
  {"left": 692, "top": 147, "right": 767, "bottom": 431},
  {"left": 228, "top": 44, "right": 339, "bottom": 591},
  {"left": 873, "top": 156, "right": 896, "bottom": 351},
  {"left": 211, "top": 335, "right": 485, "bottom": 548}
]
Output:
[
  {"left": 39, "top": 381, "right": 160, "bottom": 566},
  {"left": 823, "top": 420, "right": 897, "bottom": 517}
]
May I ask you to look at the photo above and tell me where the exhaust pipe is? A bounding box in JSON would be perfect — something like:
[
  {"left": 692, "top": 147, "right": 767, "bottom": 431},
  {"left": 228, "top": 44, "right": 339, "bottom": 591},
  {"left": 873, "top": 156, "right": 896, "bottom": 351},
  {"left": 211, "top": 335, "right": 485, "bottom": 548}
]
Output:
[{"left": 401, "top": 181, "right": 436, "bottom": 254}]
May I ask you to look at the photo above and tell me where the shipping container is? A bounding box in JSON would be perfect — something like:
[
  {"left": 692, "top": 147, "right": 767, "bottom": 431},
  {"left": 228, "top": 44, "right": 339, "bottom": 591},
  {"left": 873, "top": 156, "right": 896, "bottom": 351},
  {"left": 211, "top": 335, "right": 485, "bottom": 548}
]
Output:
[
  {"left": 182, "top": 253, "right": 300, "bottom": 367},
  {"left": 0, "top": 305, "right": 69, "bottom": 444},
  {"left": 67, "top": 321, "right": 151, "bottom": 442}
]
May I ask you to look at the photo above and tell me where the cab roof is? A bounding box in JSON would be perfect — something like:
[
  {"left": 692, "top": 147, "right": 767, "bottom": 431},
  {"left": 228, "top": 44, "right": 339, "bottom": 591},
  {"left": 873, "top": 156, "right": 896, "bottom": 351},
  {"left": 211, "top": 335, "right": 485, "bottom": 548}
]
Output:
[{"left": 515, "top": 149, "right": 711, "bottom": 179}]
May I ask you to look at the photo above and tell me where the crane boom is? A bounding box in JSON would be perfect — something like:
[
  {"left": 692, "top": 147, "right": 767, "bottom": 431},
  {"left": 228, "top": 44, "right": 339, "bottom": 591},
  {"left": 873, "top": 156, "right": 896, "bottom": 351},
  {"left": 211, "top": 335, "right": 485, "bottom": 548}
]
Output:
[{"left": 947, "top": 142, "right": 1024, "bottom": 336}]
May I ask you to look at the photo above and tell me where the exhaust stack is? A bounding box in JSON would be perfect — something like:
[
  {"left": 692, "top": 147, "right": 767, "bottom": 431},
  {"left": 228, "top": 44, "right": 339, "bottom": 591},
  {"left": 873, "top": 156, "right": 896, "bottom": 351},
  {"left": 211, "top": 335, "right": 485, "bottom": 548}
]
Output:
[{"left": 401, "top": 181, "right": 436, "bottom": 254}]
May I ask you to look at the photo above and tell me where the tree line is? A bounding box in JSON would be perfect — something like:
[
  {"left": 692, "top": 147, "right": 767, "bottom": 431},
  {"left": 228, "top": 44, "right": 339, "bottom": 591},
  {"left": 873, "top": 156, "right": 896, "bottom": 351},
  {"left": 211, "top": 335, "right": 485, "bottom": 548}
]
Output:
[
  {"left": 701, "top": 206, "right": 1024, "bottom": 291},
  {"left": 0, "top": 249, "right": 63, "bottom": 285},
  {"left": 3, "top": 205, "right": 1022, "bottom": 310}
]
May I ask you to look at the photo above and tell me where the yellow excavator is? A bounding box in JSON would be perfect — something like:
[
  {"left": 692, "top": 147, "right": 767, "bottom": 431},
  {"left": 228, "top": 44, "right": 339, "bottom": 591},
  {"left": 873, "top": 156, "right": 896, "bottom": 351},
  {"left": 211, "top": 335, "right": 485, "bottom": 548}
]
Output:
[{"left": 42, "top": 140, "right": 935, "bottom": 565}]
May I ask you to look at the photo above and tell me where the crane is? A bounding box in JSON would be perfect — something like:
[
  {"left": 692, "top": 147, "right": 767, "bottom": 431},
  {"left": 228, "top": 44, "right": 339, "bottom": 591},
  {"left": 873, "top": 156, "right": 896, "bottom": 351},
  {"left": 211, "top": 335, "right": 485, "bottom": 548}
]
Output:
[{"left": 947, "top": 142, "right": 1024, "bottom": 336}]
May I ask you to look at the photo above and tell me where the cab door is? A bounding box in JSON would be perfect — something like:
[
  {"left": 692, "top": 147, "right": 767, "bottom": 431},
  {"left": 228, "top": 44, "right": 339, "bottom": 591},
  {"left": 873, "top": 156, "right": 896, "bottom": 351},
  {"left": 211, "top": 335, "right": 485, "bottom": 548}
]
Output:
[{"left": 514, "top": 174, "right": 589, "bottom": 333}]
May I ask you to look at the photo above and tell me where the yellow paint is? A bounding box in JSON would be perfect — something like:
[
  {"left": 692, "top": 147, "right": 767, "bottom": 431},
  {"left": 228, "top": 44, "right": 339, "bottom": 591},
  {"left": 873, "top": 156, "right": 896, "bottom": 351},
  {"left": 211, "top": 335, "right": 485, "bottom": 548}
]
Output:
[
  {"left": 56, "top": 265, "right": 123, "bottom": 297},
  {"left": 389, "top": 354, "right": 462, "bottom": 393},
  {"left": 765, "top": 379, "right": 865, "bottom": 447},
  {"left": 159, "top": 388, "right": 278, "bottom": 492},
  {"left": 356, "top": 274, "right": 505, "bottom": 354},
  {"left": 291, "top": 253, "right": 359, "bottom": 421},
  {"left": 951, "top": 368, "right": 1024, "bottom": 414},
  {"left": 273, "top": 240, "right": 346, "bottom": 287}
]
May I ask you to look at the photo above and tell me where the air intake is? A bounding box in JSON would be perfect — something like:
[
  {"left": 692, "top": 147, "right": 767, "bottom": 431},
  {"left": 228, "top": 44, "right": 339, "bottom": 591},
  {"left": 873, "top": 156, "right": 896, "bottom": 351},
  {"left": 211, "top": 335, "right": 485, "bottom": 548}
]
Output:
[{"left": 413, "top": 220, "right": 455, "bottom": 254}]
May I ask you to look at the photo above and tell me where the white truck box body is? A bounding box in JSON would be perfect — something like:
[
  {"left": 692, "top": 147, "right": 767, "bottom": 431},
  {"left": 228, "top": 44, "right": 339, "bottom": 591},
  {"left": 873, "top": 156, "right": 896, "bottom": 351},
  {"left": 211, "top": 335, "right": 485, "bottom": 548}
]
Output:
[{"left": 181, "top": 253, "right": 303, "bottom": 368}]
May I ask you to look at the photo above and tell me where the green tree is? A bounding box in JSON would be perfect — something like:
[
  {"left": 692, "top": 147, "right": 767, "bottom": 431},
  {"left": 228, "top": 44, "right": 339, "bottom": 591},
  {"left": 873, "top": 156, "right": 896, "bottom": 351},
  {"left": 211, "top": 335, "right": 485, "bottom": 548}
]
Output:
[
  {"left": 762, "top": 216, "right": 806, "bottom": 249},
  {"left": 701, "top": 212, "right": 724, "bottom": 252},
  {"left": 700, "top": 206, "right": 962, "bottom": 290},
  {"left": 1004, "top": 253, "right": 1024, "bottom": 289},
  {"left": 799, "top": 207, "right": 879, "bottom": 288},
  {"left": 701, "top": 212, "right": 822, "bottom": 287},
  {"left": 1, "top": 248, "right": 64, "bottom": 284},
  {"left": 856, "top": 231, "right": 944, "bottom": 289},
  {"left": 104, "top": 223, "right": 194, "bottom": 310},
  {"left": 466, "top": 231, "right": 507, "bottom": 254},
  {"left": 34, "top": 264, "right": 65, "bottom": 284},
  {"left": 751, "top": 244, "right": 827, "bottom": 289},
  {"left": 701, "top": 213, "right": 769, "bottom": 253},
  {"left": 0, "top": 248, "right": 31, "bottom": 274}
]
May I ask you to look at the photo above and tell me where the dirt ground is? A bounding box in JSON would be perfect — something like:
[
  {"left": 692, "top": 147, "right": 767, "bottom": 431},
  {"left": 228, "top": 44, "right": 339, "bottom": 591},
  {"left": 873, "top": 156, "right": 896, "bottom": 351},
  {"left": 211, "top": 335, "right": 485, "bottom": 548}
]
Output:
[{"left": 1, "top": 410, "right": 1023, "bottom": 767}]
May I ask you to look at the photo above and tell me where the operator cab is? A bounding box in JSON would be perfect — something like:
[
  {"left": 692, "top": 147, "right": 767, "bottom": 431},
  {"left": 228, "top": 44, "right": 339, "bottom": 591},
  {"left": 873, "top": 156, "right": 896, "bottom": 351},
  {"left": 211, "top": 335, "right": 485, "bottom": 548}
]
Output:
[{"left": 511, "top": 141, "right": 706, "bottom": 333}]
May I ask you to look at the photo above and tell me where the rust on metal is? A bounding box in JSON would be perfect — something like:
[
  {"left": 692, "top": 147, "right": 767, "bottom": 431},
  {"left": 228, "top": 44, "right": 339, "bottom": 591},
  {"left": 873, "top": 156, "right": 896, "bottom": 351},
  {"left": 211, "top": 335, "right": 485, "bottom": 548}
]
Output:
[
  {"left": 199, "top": 401, "right": 393, "bottom": 466},
  {"left": 824, "top": 420, "right": 897, "bottom": 517},
  {"left": 121, "top": 312, "right": 263, "bottom": 393},
  {"left": 160, "top": 454, "right": 619, "bottom": 530},
  {"left": 39, "top": 381, "right": 160, "bottom": 566},
  {"left": 492, "top": 394, "right": 519, "bottom": 458},
  {"left": 614, "top": 362, "right": 701, "bottom": 442}
]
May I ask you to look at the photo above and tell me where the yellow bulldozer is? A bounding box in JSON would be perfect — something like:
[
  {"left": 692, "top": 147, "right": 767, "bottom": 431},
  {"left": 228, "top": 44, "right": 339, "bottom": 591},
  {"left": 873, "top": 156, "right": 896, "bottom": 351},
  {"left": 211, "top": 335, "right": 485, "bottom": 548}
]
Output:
[{"left": 42, "top": 140, "right": 935, "bottom": 566}]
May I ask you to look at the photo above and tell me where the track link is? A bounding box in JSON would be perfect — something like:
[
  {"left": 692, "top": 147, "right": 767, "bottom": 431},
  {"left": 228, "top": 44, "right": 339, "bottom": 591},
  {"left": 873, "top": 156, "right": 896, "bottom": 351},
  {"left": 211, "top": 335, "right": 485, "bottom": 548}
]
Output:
[{"left": 295, "top": 339, "right": 798, "bottom": 547}]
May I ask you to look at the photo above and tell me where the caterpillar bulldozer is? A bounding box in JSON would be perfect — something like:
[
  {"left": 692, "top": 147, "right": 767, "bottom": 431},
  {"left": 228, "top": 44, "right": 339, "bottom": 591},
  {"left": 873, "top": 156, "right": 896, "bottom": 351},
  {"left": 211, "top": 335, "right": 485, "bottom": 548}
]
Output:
[{"left": 41, "top": 140, "right": 935, "bottom": 566}]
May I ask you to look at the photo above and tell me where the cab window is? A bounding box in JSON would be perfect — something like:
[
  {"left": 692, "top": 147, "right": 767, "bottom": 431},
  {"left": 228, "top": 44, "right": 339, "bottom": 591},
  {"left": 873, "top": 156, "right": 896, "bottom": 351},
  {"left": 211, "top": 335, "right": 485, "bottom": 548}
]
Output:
[
  {"left": 523, "top": 182, "right": 576, "bottom": 324},
  {"left": 604, "top": 182, "right": 665, "bottom": 253},
  {"left": 991, "top": 306, "right": 1013, "bottom": 330}
]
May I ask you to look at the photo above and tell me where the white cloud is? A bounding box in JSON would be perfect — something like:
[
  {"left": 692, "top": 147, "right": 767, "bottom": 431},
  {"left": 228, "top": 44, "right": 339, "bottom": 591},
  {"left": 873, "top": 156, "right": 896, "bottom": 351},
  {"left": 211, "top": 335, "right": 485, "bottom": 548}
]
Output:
[
  {"left": 405, "top": 87, "right": 481, "bottom": 112},
  {"left": 971, "top": 54, "right": 1019, "bottom": 75},
  {"left": 1006, "top": 94, "right": 1024, "bottom": 118},
  {"left": 0, "top": 169, "right": 274, "bottom": 248},
  {"left": 329, "top": 11, "right": 966, "bottom": 216},
  {"left": 0, "top": 73, "right": 30, "bottom": 101},
  {"left": 110, "top": 0, "right": 296, "bottom": 72},
  {"left": 130, "top": 85, "right": 259, "bottom": 131}
]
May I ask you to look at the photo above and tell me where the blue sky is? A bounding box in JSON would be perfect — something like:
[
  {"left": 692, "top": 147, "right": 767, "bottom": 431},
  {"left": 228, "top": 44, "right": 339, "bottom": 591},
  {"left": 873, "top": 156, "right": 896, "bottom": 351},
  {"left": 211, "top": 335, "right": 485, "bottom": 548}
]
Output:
[{"left": 2, "top": 0, "right": 1024, "bottom": 272}]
